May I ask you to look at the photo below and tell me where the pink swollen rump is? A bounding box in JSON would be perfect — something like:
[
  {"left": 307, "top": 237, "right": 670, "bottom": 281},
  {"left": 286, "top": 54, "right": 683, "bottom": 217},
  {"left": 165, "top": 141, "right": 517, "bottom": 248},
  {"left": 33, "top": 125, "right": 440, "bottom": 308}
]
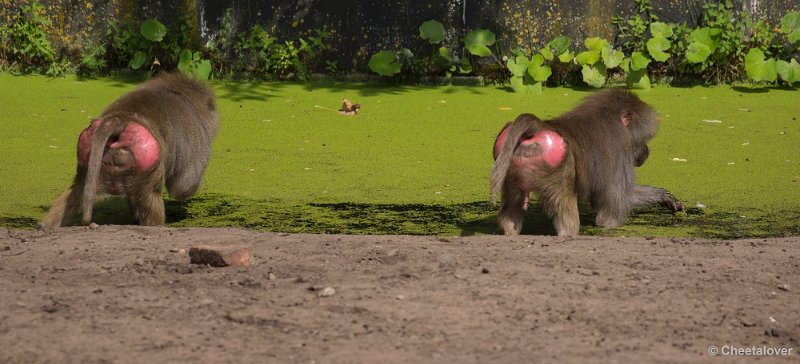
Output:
[
  {"left": 520, "top": 129, "right": 566, "bottom": 168},
  {"left": 77, "top": 119, "right": 103, "bottom": 166},
  {"left": 109, "top": 123, "right": 159, "bottom": 171},
  {"left": 77, "top": 120, "right": 159, "bottom": 171}
]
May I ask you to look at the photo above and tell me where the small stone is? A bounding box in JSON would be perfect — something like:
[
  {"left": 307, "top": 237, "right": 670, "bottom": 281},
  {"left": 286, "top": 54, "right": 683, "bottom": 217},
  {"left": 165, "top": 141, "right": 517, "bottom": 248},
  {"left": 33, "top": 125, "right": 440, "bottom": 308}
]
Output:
[
  {"left": 88, "top": 223, "right": 99, "bottom": 230},
  {"left": 268, "top": 273, "right": 276, "bottom": 280},
  {"left": 777, "top": 283, "right": 790, "bottom": 291},
  {"left": 318, "top": 286, "right": 336, "bottom": 297},
  {"left": 189, "top": 245, "right": 251, "bottom": 267},
  {"left": 481, "top": 267, "right": 490, "bottom": 274}
]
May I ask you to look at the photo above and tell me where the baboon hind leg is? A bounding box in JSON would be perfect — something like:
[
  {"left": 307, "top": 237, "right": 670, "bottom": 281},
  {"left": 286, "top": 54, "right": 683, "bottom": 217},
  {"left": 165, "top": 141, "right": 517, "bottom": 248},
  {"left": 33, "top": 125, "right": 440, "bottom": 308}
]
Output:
[
  {"left": 39, "top": 185, "right": 83, "bottom": 229},
  {"left": 498, "top": 184, "right": 526, "bottom": 235}
]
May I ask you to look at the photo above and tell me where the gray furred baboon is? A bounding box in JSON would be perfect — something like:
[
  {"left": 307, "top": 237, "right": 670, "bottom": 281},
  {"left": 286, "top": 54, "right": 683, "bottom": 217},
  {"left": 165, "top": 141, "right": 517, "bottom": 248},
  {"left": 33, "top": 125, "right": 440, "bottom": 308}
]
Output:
[
  {"left": 39, "top": 73, "right": 218, "bottom": 228},
  {"left": 490, "top": 89, "right": 683, "bottom": 236}
]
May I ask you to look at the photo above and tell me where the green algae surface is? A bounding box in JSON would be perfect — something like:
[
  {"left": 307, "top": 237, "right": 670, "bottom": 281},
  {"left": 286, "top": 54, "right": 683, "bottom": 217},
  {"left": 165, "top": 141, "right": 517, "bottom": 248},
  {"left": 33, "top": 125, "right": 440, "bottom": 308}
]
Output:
[{"left": 1, "top": 73, "right": 798, "bottom": 238}]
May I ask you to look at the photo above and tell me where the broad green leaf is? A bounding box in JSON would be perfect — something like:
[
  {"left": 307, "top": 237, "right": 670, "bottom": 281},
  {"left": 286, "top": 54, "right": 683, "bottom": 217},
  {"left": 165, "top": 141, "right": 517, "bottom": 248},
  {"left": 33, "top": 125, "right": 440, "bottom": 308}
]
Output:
[
  {"left": 782, "top": 12, "right": 800, "bottom": 45},
  {"left": 744, "top": 48, "right": 777, "bottom": 82},
  {"left": 558, "top": 50, "right": 575, "bottom": 63},
  {"left": 581, "top": 65, "right": 606, "bottom": 88},
  {"left": 777, "top": 59, "right": 800, "bottom": 84},
  {"left": 141, "top": 19, "right": 167, "bottom": 42},
  {"left": 509, "top": 76, "right": 542, "bottom": 94},
  {"left": 790, "top": 31, "right": 800, "bottom": 45},
  {"left": 630, "top": 51, "right": 651, "bottom": 71},
  {"left": 458, "top": 58, "right": 473, "bottom": 74},
  {"left": 688, "top": 27, "right": 721, "bottom": 49},
  {"left": 527, "top": 59, "right": 552, "bottom": 82},
  {"left": 539, "top": 47, "right": 554, "bottom": 61},
  {"left": 464, "top": 29, "right": 496, "bottom": 57},
  {"left": 419, "top": 20, "right": 445, "bottom": 44},
  {"left": 780, "top": 11, "right": 800, "bottom": 33},
  {"left": 601, "top": 45, "right": 623, "bottom": 68},
  {"left": 177, "top": 49, "right": 193, "bottom": 73},
  {"left": 627, "top": 69, "right": 651, "bottom": 89},
  {"left": 194, "top": 60, "right": 212, "bottom": 80},
  {"left": 547, "top": 36, "right": 570, "bottom": 55},
  {"left": 575, "top": 50, "right": 600, "bottom": 66},
  {"left": 646, "top": 36, "right": 671, "bottom": 62},
  {"left": 506, "top": 55, "right": 531, "bottom": 77},
  {"left": 438, "top": 47, "right": 452, "bottom": 62},
  {"left": 584, "top": 37, "right": 609, "bottom": 52},
  {"left": 530, "top": 54, "right": 545, "bottom": 67},
  {"left": 685, "top": 42, "right": 712, "bottom": 63},
  {"left": 129, "top": 51, "right": 146, "bottom": 69},
  {"left": 368, "top": 50, "right": 402, "bottom": 76},
  {"left": 620, "top": 57, "right": 631, "bottom": 73},
  {"left": 650, "top": 22, "right": 673, "bottom": 38}
]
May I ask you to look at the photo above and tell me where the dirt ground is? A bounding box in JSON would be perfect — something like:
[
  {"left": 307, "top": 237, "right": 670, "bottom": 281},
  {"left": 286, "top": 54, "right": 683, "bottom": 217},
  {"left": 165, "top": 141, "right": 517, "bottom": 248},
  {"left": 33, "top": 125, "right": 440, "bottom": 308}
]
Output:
[{"left": 1, "top": 226, "right": 798, "bottom": 363}]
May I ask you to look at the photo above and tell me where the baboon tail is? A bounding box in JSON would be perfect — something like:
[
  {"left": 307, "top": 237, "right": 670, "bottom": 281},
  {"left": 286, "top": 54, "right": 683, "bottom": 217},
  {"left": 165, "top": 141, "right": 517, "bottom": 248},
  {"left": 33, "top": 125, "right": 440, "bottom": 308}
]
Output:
[
  {"left": 489, "top": 113, "right": 543, "bottom": 206},
  {"left": 81, "top": 117, "right": 125, "bottom": 225}
]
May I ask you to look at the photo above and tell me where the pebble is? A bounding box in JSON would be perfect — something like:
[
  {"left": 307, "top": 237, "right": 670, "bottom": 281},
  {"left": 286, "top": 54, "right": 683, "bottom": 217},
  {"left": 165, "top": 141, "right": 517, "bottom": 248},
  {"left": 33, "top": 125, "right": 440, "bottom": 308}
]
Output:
[{"left": 319, "top": 286, "right": 336, "bottom": 297}]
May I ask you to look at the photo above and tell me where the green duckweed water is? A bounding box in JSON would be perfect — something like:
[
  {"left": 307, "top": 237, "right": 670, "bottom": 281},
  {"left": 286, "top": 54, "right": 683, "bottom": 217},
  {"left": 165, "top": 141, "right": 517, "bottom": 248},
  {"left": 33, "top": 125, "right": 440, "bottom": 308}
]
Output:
[{"left": 1, "top": 73, "right": 797, "bottom": 238}]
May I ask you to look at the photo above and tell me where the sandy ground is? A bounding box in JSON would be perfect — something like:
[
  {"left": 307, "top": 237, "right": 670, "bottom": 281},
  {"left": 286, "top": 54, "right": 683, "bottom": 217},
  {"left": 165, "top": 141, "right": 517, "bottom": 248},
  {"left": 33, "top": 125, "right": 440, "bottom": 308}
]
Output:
[{"left": 1, "top": 226, "right": 798, "bottom": 363}]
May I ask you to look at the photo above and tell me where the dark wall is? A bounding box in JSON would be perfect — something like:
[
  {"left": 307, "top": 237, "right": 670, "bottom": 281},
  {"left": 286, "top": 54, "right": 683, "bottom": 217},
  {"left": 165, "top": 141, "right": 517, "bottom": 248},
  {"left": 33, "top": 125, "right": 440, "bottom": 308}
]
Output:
[
  {"left": 194, "top": 0, "right": 799, "bottom": 70},
  {"left": 2, "top": 0, "right": 798, "bottom": 72}
]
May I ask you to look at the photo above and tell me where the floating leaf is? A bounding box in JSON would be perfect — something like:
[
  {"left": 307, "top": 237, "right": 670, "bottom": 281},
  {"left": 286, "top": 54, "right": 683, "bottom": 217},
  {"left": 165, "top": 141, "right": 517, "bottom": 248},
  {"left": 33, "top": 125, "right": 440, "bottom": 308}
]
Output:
[
  {"left": 368, "top": 50, "right": 402, "bottom": 77},
  {"left": 744, "top": 48, "right": 777, "bottom": 82},
  {"left": 464, "top": 29, "right": 496, "bottom": 57},
  {"left": 140, "top": 19, "right": 167, "bottom": 42},
  {"left": 777, "top": 59, "right": 800, "bottom": 84}
]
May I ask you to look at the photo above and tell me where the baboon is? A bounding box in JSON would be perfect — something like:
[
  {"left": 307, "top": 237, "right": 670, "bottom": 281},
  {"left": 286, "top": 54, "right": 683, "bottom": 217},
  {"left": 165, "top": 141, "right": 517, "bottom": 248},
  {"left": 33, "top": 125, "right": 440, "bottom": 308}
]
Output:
[
  {"left": 490, "top": 89, "right": 683, "bottom": 236},
  {"left": 39, "top": 73, "right": 218, "bottom": 228}
]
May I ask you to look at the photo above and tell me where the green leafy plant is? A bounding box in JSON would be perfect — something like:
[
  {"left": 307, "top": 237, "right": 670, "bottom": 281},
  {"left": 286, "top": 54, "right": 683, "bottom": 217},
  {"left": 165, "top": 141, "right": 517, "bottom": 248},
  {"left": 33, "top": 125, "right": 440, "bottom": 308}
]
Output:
[
  {"left": 107, "top": 17, "right": 212, "bottom": 78},
  {"left": 575, "top": 37, "right": 623, "bottom": 88},
  {"left": 779, "top": 11, "right": 800, "bottom": 47},
  {"left": 732, "top": 11, "right": 800, "bottom": 86},
  {"left": 368, "top": 20, "right": 494, "bottom": 79},
  {"left": 178, "top": 49, "right": 211, "bottom": 80},
  {"left": 612, "top": 0, "right": 658, "bottom": 53},
  {"left": 77, "top": 41, "right": 107, "bottom": 75},
  {"left": 506, "top": 36, "right": 572, "bottom": 93},
  {"left": 2, "top": 2, "right": 56, "bottom": 73},
  {"left": 232, "top": 25, "right": 330, "bottom": 80}
]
